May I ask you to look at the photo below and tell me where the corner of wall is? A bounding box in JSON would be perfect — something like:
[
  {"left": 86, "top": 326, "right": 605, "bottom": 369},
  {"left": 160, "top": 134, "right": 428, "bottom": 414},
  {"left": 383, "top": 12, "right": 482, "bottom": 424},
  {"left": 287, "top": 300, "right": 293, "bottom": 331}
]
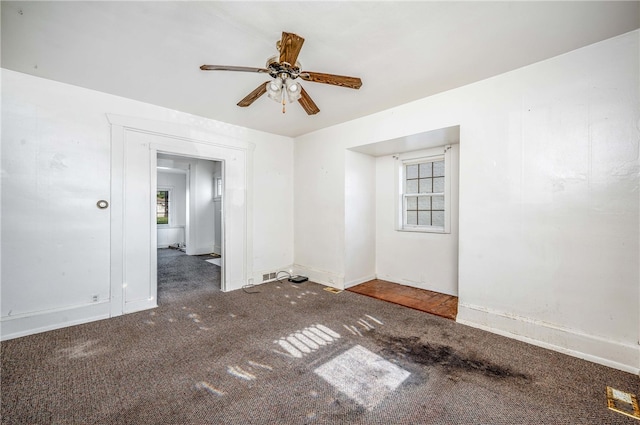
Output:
[{"left": 292, "top": 264, "right": 344, "bottom": 290}]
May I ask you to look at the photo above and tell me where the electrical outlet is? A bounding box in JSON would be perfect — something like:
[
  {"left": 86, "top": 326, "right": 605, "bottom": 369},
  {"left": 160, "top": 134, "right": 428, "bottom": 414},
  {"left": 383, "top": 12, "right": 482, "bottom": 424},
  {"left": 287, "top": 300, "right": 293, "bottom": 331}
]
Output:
[
  {"left": 92, "top": 295, "right": 98, "bottom": 302},
  {"left": 262, "top": 274, "right": 269, "bottom": 281},
  {"left": 269, "top": 272, "right": 276, "bottom": 279}
]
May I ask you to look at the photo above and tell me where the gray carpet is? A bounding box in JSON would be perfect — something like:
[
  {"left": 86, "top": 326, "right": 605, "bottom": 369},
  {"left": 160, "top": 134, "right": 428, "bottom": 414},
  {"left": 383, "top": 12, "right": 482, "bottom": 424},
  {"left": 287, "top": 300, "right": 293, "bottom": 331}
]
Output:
[
  {"left": 157, "top": 248, "right": 220, "bottom": 303},
  {"left": 1, "top": 253, "right": 638, "bottom": 424}
]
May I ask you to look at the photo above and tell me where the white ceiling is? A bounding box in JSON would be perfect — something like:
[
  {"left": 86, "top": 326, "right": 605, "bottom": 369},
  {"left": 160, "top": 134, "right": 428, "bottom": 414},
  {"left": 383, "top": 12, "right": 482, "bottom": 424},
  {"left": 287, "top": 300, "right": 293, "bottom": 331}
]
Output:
[{"left": 2, "top": 1, "right": 638, "bottom": 138}]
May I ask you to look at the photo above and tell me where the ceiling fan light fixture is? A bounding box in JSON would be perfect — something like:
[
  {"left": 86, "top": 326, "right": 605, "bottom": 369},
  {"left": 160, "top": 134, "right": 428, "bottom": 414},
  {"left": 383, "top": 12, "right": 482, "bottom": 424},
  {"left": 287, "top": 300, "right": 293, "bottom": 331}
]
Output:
[
  {"left": 285, "top": 78, "right": 302, "bottom": 102},
  {"left": 266, "top": 79, "right": 283, "bottom": 102}
]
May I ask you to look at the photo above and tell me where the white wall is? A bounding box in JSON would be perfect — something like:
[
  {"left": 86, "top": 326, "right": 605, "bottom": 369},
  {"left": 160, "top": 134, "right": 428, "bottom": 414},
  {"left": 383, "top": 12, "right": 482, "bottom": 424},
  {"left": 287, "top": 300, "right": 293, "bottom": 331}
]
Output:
[
  {"left": 1, "top": 69, "right": 294, "bottom": 339},
  {"left": 293, "top": 137, "right": 346, "bottom": 285},
  {"left": 187, "top": 158, "right": 216, "bottom": 255},
  {"left": 294, "top": 31, "right": 639, "bottom": 372},
  {"left": 1, "top": 71, "right": 112, "bottom": 320},
  {"left": 344, "top": 151, "right": 376, "bottom": 287},
  {"left": 375, "top": 144, "right": 460, "bottom": 296},
  {"left": 252, "top": 130, "right": 294, "bottom": 280},
  {"left": 157, "top": 170, "right": 186, "bottom": 248}
]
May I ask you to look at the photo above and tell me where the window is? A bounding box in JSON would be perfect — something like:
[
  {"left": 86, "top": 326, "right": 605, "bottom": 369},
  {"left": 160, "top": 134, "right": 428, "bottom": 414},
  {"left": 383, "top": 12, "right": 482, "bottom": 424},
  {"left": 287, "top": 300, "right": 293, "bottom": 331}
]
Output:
[
  {"left": 397, "top": 146, "right": 451, "bottom": 233},
  {"left": 157, "top": 190, "right": 170, "bottom": 225},
  {"left": 214, "top": 177, "right": 222, "bottom": 200}
]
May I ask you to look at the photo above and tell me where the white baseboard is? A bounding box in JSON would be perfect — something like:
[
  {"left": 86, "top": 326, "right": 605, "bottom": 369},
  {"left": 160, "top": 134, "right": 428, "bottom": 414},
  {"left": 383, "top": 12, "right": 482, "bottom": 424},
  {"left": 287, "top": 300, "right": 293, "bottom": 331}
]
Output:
[
  {"left": 1, "top": 301, "right": 111, "bottom": 341},
  {"left": 124, "top": 298, "right": 157, "bottom": 314},
  {"left": 190, "top": 247, "right": 216, "bottom": 256},
  {"left": 249, "top": 265, "right": 294, "bottom": 286},
  {"left": 457, "top": 302, "right": 640, "bottom": 375},
  {"left": 292, "top": 264, "right": 344, "bottom": 289},
  {"left": 375, "top": 273, "right": 458, "bottom": 297},
  {"left": 344, "top": 274, "right": 376, "bottom": 289}
]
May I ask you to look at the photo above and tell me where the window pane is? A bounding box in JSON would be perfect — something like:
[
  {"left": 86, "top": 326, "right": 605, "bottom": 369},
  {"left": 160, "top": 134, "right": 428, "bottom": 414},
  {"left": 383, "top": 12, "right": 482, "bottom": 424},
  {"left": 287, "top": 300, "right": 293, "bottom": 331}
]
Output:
[
  {"left": 432, "top": 211, "right": 445, "bottom": 227},
  {"left": 402, "top": 156, "right": 448, "bottom": 231},
  {"left": 419, "top": 178, "right": 432, "bottom": 193},
  {"left": 418, "top": 211, "right": 431, "bottom": 226},
  {"left": 433, "top": 160, "right": 445, "bottom": 177},
  {"left": 406, "top": 211, "right": 417, "bottom": 225},
  {"left": 418, "top": 196, "right": 431, "bottom": 210},
  {"left": 157, "top": 190, "right": 169, "bottom": 225},
  {"left": 406, "top": 179, "right": 418, "bottom": 193},
  {"left": 406, "top": 196, "right": 417, "bottom": 210},
  {"left": 433, "top": 177, "right": 444, "bottom": 193},
  {"left": 419, "top": 162, "right": 432, "bottom": 178},
  {"left": 406, "top": 164, "right": 419, "bottom": 179},
  {"left": 432, "top": 195, "right": 444, "bottom": 210}
]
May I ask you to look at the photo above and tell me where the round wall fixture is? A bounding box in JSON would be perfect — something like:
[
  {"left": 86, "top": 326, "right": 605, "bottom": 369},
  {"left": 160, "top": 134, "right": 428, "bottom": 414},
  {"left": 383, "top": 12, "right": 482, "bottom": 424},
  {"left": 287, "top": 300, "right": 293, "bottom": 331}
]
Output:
[{"left": 96, "top": 200, "right": 109, "bottom": 209}]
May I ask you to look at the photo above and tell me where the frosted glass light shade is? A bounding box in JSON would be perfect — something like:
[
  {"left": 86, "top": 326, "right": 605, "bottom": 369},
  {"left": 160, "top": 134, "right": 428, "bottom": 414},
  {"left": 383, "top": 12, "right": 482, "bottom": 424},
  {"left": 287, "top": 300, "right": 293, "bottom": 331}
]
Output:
[
  {"left": 285, "top": 78, "right": 302, "bottom": 102},
  {"left": 266, "top": 79, "right": 283, "bottom": 102}
]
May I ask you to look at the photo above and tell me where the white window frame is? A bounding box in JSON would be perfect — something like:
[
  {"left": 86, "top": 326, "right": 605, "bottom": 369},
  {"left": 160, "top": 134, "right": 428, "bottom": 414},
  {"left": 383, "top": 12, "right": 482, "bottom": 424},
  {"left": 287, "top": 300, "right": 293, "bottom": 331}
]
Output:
[
  {"left": 395, "top": 145, "right": 451, "bottom": 234},
  {"left": 156, "top": 186, "right": 173, "bottom": 227},
  {"left": 214, "top": 177, "right": 222, "bottom": 200}
]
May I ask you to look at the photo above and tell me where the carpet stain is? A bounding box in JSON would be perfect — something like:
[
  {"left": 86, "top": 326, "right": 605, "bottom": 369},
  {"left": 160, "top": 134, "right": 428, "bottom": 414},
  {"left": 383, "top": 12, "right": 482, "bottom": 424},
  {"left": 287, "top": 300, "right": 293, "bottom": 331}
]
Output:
[
  {"left": 373, "top": 334, "right": 528, "bottom": 380},
  {"left": 57, "top": 339, "right": 105, "bottom": 360}
]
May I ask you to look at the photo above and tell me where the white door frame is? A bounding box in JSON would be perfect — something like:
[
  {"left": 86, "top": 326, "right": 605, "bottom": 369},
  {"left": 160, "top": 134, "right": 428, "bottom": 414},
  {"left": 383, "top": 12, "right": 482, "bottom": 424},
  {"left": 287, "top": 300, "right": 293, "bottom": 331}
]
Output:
[{"left": 108, "top": 113, "right": 254, "bottom": 317}]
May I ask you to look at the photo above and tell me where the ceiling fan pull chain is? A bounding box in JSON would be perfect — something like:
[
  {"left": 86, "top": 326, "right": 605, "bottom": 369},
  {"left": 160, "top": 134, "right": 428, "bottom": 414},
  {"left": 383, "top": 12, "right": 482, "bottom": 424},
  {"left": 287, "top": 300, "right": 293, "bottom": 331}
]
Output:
[{"left": 282, "top": 94, "right": 286, "bottom": 114}]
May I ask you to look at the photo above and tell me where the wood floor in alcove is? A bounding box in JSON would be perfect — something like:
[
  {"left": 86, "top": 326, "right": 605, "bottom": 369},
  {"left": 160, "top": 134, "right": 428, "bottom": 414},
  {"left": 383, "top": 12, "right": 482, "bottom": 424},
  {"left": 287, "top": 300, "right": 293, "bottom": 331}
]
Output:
[{"left": 347, "top": 279, "right": 458, "bottom": 320}]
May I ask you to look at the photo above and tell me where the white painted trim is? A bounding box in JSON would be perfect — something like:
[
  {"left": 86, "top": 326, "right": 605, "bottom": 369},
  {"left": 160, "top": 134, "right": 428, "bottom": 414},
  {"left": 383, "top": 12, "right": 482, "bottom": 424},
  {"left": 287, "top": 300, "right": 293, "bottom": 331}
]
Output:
[
  {"left": 109, "top": 123, "right": 125, "bottom": 317},
  {"left": 124, "top": 298, "right": 157, "bottom": 315},
  {"left": 106, "top": 114, "right": 256, "bottom": 152},
  {"left": 1, "top": 302, "right": 111, "bottom": 340},
  {"left": 374, "top": 274, "right": 458, "bottom": 297},
  {"left": 395, "top": 146, "right": 452, "bottom": 233},
  {"left": 244, "top": 142, "right": 254, "bottom": 295},
  {"left": 109, "top": 113, "right": 254, "bottom": 301},
  {"left": 344, "top": 275, "right": 377, "bottom": 289},
  {"left": 457, "top": 302, "right": 640, "bottom": 375},
  {"left": 150, "top": 153, "right": 159, "bottom": 306},
  {"left": 191, "top": 247, "right": 217, "bottom": 255},
  {"left": 292, "top": 264, "right": 344, "bottom": 289}
]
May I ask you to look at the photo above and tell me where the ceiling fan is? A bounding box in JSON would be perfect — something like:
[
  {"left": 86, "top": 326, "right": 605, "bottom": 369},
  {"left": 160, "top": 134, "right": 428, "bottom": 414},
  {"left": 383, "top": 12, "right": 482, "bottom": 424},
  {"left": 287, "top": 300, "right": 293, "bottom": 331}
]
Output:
[{"left": 200, "top": 32, "right": 362, "bottom": 115}]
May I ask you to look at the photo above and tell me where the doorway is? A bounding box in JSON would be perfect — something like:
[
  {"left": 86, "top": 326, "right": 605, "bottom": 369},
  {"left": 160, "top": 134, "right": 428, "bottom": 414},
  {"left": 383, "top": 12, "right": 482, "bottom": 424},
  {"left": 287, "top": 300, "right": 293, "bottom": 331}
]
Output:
[
  {"left": 155, "top": 153, "right": 223, "bottom": 303},
  {"left": 109, "top": 114, "right": 252, "bottom": 317}
]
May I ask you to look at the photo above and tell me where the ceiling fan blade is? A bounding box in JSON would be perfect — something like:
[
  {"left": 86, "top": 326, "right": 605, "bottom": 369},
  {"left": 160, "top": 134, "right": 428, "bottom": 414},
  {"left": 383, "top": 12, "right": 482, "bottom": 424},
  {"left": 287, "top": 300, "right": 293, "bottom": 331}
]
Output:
[
  {"left": 299, "top": 71, "right": 362, "bottom": 89},
  {"left": 279, "top": 32, "right": 305, "bottom": 65},
  {"left": 237, "top": 82, "right": 269, "bottom": 107},
  {"left": 200, "top": 65, "right": 269, "bottom": 73},
  {"left": 298, "top": 87, "right": 320, "bottom": 115}
]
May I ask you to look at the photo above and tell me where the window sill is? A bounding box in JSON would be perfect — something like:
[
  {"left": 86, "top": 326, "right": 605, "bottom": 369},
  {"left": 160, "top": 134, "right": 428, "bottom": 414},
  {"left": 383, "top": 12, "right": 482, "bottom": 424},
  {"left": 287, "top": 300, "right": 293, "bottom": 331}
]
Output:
[{"left": 397, "top": 226, "right": 448, "bottom": 234}]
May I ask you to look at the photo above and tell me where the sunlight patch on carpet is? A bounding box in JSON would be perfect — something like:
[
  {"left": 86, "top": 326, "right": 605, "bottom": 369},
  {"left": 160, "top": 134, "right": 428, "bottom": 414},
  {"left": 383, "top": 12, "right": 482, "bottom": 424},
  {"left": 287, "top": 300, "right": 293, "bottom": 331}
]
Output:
[
  {"left": 195, "top": 381, "right": 225, "bottom": 396},
  {"left": 343, "top": 314, "right": 385, "bottom": 337},
  {"left": 274, "top": 324, "right": 341, "bottom": 358},
  {"left": 227, "top": 366, "right": 256, "bottom": 381},
  {"left": 314, "top": 345, "right": 410, "bottom": 410}
]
